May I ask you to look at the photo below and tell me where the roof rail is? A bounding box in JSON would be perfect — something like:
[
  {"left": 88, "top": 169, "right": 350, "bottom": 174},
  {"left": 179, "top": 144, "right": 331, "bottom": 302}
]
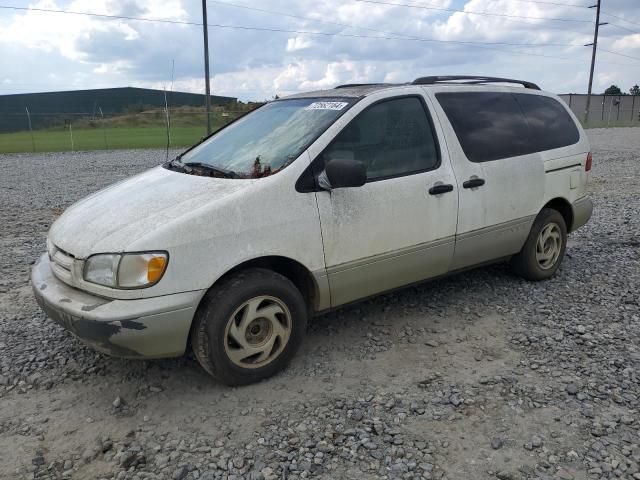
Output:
[
  {"left": 412, "top": 76, "right": 540, "bottom": 90},
  {"left": 334, "top": 83, "right": 396, "bottom": 89}
]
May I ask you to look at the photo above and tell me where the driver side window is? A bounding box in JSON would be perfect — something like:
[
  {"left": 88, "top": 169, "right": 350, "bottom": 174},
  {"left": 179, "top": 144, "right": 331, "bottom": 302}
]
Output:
[{"left": 322, "top": 96, "right": 440, "bottom": 181}]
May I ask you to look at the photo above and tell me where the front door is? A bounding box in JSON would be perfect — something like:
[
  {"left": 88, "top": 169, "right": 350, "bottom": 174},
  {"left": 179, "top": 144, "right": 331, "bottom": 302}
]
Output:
[{"left": 313, "top": 93, "right": 459, "bottom": 307}]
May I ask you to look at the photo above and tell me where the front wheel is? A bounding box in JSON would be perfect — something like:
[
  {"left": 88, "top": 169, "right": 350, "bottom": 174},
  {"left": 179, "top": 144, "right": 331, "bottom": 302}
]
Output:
[
  {"left": 511, "top": 208, "right": 567, "bottom": 281},
  {"left": 191, "top": 268, "right": 307, "bottom": 385}
]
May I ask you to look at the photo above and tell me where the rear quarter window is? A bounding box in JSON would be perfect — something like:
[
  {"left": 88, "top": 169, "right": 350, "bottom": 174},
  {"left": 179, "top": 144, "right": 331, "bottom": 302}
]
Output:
[
  {"left": 436, "top": 91, "right": 580, "bottom": 163},
  {"left": 515, "top": 94, "right": 580, "bottom": 151}
]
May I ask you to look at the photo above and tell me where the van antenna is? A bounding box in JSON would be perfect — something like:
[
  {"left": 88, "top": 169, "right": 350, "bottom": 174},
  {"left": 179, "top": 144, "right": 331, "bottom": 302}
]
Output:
[
  {"left": 164, "top": 59, "right": 175, "bottom": 162},
  {"left": 164, "top": 87, "right": 170, "bottom": 162}
]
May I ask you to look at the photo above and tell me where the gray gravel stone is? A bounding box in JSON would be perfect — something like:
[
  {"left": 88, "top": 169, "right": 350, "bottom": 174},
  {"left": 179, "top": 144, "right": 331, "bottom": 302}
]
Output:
[
  {"left": 172, "top": 466, "right": 188, "bottom": 480},
  {"left": 1, "top": 128, "right": 640, "bottom": 480}
]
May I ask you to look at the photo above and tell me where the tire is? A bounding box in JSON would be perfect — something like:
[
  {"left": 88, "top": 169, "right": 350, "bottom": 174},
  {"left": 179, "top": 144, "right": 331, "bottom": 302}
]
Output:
[
  {"left": 191, "top": 268, "right": 307, "bottom": 386},
  {"left": 511, "top": 208, "right": 567, "bottom": 281}
]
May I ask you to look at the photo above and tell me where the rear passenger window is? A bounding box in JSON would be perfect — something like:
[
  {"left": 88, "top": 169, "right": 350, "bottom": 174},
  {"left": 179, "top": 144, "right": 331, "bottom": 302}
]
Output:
[
  {"left": 322, "top": 97, "right": 439, "bottom": 181},
  {"left": 436, "top": 92, "right": 579, "bottom": 163},
  {"left": 515, "top": 94, "right": 580, "bottom": 151}
]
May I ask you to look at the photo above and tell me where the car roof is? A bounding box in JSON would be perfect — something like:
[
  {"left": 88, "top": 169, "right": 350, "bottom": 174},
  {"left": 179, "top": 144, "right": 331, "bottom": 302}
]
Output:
[
  {"left": 281, "top": 76, "right": 542, "bottom": 100},
  {"left": 282, "top": 84, "right": 402, "bottom": 99}
]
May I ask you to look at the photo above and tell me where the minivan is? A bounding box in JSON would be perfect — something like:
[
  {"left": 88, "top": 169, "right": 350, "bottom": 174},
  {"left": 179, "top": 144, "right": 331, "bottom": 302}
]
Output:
[{"left": 32, "top": 76, "right": 593, "bottom": 385}]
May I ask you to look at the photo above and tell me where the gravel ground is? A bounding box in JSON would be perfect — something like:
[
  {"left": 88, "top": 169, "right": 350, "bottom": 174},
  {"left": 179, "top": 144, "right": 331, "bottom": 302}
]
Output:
[{"left": 0, "top": 128, "right": 638, "bottom": 480}]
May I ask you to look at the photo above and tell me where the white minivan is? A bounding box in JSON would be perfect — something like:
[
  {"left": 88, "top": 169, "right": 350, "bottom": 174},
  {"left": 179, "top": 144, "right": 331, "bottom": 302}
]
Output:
[{"left": 32, "top": 76, "right": 593, "bottom": 385}]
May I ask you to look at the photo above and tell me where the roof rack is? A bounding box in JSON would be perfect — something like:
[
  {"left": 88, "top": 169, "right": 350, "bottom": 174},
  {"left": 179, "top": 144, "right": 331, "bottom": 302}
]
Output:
[
  {"left": 412, "top": 76, "right": 540, "bottom": 90},
  {"left": 334, "top": 83, "right": 397, "bottom": 89}
]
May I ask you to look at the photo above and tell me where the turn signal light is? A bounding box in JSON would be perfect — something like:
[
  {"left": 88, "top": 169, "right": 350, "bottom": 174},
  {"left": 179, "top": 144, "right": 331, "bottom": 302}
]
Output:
[
  {"left": 586, "top": 152, "right": 592, "bottom": 172},
  {"left": 148, "top": 256, "right": 167, "bottom": 283}
]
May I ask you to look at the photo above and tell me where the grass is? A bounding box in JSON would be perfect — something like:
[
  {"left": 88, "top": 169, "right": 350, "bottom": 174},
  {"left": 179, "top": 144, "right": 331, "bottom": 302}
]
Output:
[
  {"left": 0, "top": 107, "right": 246, "bottom": 154},
  {"left": 0, "top": 126, "right": 209, "bottom": 153}
]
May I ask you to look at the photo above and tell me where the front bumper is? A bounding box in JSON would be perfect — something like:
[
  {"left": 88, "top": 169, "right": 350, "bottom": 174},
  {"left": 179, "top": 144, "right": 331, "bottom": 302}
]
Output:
[
  {"left": 570, "top": 196, "right": 593, "bottom": 232},
  {"left": 31, "top": 253, "right": 204, "bottom": 359}
]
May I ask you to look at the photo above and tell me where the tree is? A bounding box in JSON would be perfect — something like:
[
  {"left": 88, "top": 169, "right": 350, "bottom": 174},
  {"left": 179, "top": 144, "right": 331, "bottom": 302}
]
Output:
[
  {"left": 630, "top": 85, "right": 640, "bottom": 96},
  {"left": 604, "top": 85, "right": 622, "bottom": 95}
]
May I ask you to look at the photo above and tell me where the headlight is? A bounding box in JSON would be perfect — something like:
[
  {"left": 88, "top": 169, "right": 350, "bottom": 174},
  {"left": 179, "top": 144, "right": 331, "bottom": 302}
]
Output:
[
  {"left": 83, "top": 252, "right": 168, "bottom": 289},
  {"left": 84, "top": 254, "right": 121, "bottom": 287}
]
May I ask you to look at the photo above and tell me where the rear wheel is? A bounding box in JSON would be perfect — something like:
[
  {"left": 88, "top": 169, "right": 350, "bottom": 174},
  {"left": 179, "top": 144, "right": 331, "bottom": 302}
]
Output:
[
  {"left": 191, "top": 268, "right": 307, "bottom": 385},
  {"left": 511, "top": 208, "right": 567, "bottom": 281}
]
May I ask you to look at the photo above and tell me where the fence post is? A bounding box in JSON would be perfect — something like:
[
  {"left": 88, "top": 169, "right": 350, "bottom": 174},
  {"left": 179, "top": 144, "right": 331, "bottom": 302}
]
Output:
[
  {"left": 25, "top": 107, "right": 35, "bottom": 152},
  {"left": 69, "top": 121, "right": 74, "bottom": 152},
  {"left": 632, "top": 95, "right": 636, "bottom": 122}
]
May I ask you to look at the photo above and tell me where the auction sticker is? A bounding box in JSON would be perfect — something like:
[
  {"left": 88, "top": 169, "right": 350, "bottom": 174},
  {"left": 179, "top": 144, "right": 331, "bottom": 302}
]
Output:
[{"left": 305, "top": 102, "right": 349, "bottom": 111}]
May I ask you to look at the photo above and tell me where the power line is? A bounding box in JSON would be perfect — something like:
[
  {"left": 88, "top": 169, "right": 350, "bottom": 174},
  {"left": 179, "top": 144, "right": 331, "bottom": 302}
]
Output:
[
  {"left": 351, "top": 0, "right": 599, "bottom": 39},
  {"left": 599, "top": 48, "right": 640, "bottom": 62},
  {"left": 208, "top": 0, "right": 581, "bottom": 47},
  {"left": 601, "top": 11, "right": 640, "bottom": 28},
  {"left": 502, "top": 0, "right": 590, "bottom": 8},
  {"left": 0, "top": 4, "right": 637, "bottom": 67},
  {"left": 0, "top": 4, "right": 584, "bottom": 50},
  {"left": 606, "top": 22, "right": 640, "bottom": 35},
  {"left": 351, "top": 0, "right": 639, "bottom": 51},
  {"left": 209, "top": 0, "right": 640, "bottom": 65},
  {"left": 354, "top": 0, "right": 594, "bottom": 23},
  {"left": 207, "top": 0, "right": 640, "bottom": 65}
]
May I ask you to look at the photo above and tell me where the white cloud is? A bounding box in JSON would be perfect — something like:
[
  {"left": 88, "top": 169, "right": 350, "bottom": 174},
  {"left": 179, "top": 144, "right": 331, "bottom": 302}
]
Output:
[
  {"left": 0, "top": 0, "right": 638, "bottom": 99},
  {"left": 612, "top": 33, "right": 640, "bottom": 52},
  {"left": 597, "top": 72, "right": 615, "bottom": 86},
  {"left": 286, "top": 36, "right": 313, "bottom": 52}
]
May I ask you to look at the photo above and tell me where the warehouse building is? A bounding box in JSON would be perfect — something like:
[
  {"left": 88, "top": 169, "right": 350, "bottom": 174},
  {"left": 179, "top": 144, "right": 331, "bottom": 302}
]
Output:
[{"left": 0, "top": 87, "right": 237, "bottom": 133}]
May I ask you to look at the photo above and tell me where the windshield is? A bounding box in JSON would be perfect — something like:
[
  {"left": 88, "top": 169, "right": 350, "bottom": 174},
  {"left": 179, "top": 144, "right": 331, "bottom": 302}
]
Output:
[{"left": 179, "top": 98, "right": 354, "bottom": 178}]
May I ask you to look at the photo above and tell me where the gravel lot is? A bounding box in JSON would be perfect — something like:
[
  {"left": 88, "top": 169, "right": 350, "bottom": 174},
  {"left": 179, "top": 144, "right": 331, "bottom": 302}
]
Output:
[{"left": 0, "top": 128, "right": 639, "bottom": 480}]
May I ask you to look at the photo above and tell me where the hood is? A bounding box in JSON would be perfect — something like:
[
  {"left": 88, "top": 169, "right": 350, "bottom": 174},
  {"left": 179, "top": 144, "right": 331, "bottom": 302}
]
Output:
[{"left": 49, "top": 166, "right": 255, "bottom": 258}]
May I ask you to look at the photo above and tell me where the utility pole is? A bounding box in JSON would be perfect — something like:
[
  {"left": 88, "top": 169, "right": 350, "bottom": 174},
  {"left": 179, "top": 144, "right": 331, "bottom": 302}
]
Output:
[
  {"left": 202, "top": 0, "right": 212, "bottom": 135},
  {"left": 584, "top": 0, "right": 607, "bottom": 125}
]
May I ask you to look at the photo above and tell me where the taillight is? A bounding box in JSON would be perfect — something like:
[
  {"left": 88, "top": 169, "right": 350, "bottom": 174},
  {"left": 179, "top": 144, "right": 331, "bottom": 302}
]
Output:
[{"left": 585, "top": 152, "right": 592, "bottom": 172}]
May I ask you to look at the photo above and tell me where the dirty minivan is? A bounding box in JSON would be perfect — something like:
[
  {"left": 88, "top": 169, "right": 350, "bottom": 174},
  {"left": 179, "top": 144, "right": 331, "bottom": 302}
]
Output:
[{"left": 32, "top": 76, "right": 593, "bottom": 385}]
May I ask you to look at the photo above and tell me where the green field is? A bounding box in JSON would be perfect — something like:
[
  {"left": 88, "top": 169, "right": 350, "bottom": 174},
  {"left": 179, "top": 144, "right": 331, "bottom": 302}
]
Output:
[
  {"left": 0, "top": 107, "right": 248, "bottom": 154},
  {"left": 0, "top": 126, "right": 210, "bottom": 154}
]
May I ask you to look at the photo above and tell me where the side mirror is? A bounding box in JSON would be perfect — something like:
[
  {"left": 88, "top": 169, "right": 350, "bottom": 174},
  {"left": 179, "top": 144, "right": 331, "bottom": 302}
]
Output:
[{"left": 323, "top": 159, "right": 367, "bottom": 189}]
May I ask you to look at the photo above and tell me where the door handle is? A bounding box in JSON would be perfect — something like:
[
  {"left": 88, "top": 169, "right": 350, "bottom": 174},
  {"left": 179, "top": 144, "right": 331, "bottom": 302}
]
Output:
[
  {"left": 463, "top": 178, "right": 485, "bottom": 189},
  {"left": 428, "top": 184, "right": 454, "bottom": 195}
]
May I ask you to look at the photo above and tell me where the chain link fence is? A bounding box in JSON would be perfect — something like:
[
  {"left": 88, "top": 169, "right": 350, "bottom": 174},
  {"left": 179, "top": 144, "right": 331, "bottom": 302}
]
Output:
[
  {"left": 0, "top": 108, "right": 249, "bottom": 154},
  {"left": 560, "top": 94, "right": 640, "bottom": 128}
]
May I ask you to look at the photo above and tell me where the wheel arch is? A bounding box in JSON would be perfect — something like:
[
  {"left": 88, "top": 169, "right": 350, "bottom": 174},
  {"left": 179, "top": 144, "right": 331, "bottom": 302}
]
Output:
[
  {"left": 195, "top": 255, "right": 322, "bottom": 318},
  {"left": 542, "top": 197, "right": 574, "bottom": 232}
]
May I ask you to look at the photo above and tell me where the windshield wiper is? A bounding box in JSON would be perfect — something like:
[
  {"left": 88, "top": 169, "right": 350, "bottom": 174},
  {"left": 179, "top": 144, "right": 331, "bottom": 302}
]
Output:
[
  {"left": 166, "top": 158, "right": 238, "bottom": 178},
  {"left": 184, "top": 161, "right": 239, "bottom": 178}
]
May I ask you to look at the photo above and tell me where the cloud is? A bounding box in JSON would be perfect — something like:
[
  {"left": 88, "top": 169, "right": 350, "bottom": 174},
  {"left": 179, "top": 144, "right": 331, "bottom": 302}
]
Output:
[
  {"left": 0, "top": 0, "right": 639, "bottom": 100},
  {"left": 611, "top": 33, "right": 640, "bottom": 51},
  {"left": 286, "top": 36, "right": 313, "bottom": 52}
]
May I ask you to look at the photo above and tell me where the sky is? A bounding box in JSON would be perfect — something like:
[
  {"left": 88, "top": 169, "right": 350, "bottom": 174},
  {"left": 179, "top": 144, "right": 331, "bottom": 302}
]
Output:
[{"left": 0, "top": 0, "right": 638, "bottom": 101}]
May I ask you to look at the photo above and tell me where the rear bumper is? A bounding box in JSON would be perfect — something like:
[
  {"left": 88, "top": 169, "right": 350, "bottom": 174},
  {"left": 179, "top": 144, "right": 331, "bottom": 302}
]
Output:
[
  {"left": 571, "top": 196, "right": 593, "bottom": 232},
  {"left": 31, "top": 253, "right": 204, "bottom": 359}
]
